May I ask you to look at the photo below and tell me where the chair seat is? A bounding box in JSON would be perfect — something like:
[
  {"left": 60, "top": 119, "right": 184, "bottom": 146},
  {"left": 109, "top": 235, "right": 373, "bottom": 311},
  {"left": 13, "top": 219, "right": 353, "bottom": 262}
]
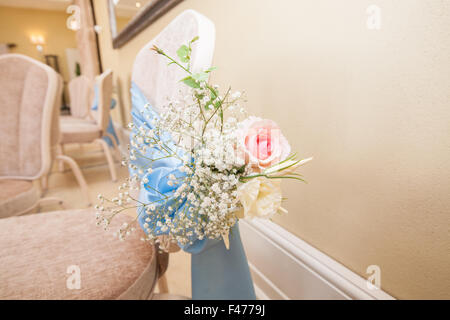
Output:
[
  {"left": 60, "top": 119, "right": 102, "bottom": 144},
  {"left": 0, "top": 179, "right": 39, "bottom": 218},
  {"left": 60, "top": 115, "right": 95, "bottom": 125},
  {"left": 0, "top": 209, "right": 157, "bottom": 299}
]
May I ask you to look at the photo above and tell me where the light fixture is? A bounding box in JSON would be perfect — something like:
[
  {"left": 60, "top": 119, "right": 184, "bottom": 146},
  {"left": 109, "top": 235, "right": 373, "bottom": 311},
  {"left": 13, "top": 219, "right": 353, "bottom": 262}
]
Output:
[
  {"left": 30, "top": 34, "right": 45, "bottom": 52},
  {"left": 136, "top": 2, "right": 141, "bottom": 8}
]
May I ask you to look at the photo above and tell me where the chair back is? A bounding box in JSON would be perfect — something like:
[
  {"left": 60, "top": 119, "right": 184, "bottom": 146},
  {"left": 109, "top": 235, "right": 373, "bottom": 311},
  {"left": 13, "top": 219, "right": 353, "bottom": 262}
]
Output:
[
  {"left": 50, "top": 74, "right": 64, "bottom": 155},
  {"left": 68, "top": 75, "right": 94, "bottom": 119},
  {"left": 132, "top": 9, "right": 215, "bottom": 113},
  {"left": 0, "top": 54, "right": 58, "bottom": 180},
  {"left": 94, "top": 69, "right": 113, "bottom": 134}
]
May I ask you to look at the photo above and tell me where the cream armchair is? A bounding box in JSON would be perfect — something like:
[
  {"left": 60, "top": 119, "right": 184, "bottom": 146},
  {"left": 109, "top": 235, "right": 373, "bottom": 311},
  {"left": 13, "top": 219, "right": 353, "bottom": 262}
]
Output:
[
  {"left": 0, "top": 55, "right": 167, "bottom": 299},
  {"left": 59, "top": 70, "right": 118, "bottom": 182},
  {"left": 0, "top": 53, "right": 91, "bottom": 210},
  {"left": 66, "top": 75, "right": 94, "bottom": 121},
  {"left": 0, "top": 54, "right": 63, "bottom": 217},
  {"left": 44, "top": 74, "right": 92, "bottom": 206}
]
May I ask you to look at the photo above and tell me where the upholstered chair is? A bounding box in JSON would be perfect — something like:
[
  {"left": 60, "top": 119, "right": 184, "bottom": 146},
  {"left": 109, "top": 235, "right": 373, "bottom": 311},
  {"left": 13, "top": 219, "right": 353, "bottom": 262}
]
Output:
[
  {"left": 42, "top": 74, "right": 92, "bottom": 206},
  {"left": 0, "top": 62, "right": 167, "bottom": 300},
  {"left": 0, "top": 207, "right": 168, "bottom": 299},
  {"left": 0, "top": 54, "right": 64, "bottom": 217},
  {"left": 66, "top": 75, "right": 94, "bottom": 121},
  {"left": 59, "top": 70, "right": 118, "bottom": 182}
]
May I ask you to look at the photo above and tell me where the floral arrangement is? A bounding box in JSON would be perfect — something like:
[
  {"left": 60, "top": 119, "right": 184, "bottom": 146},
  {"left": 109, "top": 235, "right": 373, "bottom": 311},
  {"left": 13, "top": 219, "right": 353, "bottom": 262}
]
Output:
[{"left": 96, "top": 37, "right": 312, "bottom": 250}]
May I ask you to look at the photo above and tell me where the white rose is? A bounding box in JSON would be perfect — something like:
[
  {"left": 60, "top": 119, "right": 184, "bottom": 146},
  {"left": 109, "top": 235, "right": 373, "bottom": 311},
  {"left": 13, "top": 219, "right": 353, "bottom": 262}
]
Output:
[{"left": 236, "top": 177, "right": 283, "bottom": 219}]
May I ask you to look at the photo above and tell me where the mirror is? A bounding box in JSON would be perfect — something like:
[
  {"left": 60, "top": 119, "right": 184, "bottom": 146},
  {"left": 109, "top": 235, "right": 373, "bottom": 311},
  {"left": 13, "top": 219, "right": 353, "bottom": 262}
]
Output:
[{"left": 108, "top": 0, "right": 184, "bottom": 49}]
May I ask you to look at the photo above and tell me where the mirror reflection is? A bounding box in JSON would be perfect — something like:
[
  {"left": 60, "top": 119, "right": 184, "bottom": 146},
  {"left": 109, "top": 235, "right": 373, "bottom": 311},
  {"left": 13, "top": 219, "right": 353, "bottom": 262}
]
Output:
[{"left": 111, "top": 0, "right": 154, "bottom": 36}]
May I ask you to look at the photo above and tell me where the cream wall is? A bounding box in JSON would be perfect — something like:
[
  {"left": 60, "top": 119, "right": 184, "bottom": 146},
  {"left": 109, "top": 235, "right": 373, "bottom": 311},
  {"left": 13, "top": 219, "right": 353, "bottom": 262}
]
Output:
[
  {"left": 93, "top": 0, "right": 450, "bottom": 299},
  {"left": 0, "top": 6, "right": 77, "bottom": 84}
]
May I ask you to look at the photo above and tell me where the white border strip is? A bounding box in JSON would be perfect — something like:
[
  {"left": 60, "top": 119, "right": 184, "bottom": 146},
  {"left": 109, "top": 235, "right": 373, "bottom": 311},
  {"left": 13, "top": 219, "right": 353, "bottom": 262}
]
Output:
[{"left": 240, "top": 219, "right": 395, "bottom": 300}]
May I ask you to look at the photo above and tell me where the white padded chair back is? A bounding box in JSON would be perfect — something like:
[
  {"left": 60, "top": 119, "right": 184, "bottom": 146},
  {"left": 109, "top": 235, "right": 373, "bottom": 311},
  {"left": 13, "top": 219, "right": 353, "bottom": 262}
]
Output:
[
  {"left": 68, "top": 75, "right": 94, "bottom": 119},
  {"left": 50, "top": 74, "right": 64, "bottom": 153},
  {"left": 95, "top": 69, "right": 113, "bottom": 133},
  {"left": 132, "top": 9, "right": 215, "bottom": 113},
  {"left": 0, "top": 54, "right": 58, "bottom": 180}
]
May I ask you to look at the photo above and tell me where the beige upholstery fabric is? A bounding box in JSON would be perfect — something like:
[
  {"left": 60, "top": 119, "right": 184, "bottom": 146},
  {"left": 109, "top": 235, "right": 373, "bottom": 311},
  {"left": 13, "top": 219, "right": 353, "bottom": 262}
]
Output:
[
  {"left": 60, "top": 70, "right": 112, "bottom": 144},
  {"left": 0, "top": 209, "right": 157, "bottom": 299},
  {"left": 60, "top": 115, "right": 95, "bottom": 125},
  {"left": 0, "top": 54, "right": 58, "bottom": 180},
  {"left": 0, "top": 180, "right": 39, "bottom": 218},
  {"left": 60, "top": 121, "right": 101, "bottom": 143},
  {"left": 68, "top": 75, "right": 93, "bottom": 119},
  {"left": 95, "top": 69, "right": 113, "bottom": 133}
]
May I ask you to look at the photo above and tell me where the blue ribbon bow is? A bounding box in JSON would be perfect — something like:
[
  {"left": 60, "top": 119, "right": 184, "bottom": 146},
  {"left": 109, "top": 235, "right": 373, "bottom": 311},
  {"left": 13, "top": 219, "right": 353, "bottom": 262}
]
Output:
[{"left": 130, "top": 82, "right": 255, "bottom": 300}]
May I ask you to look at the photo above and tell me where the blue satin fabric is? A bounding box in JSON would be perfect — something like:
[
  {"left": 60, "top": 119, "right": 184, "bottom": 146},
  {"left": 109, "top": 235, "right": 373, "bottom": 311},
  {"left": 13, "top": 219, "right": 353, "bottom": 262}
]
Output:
[
  {"left": 130, "top": 82, "right": 255, "bottom": 300},
  {"left": 91, "top": 85, "right": 119, "bottom": 147}
]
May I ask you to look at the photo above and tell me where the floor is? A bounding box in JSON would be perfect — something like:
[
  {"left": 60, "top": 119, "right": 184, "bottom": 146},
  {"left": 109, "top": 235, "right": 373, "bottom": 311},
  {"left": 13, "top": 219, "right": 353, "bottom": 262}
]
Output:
[{"left": 40, "top": 143, "right": 191, "bottom": 298}]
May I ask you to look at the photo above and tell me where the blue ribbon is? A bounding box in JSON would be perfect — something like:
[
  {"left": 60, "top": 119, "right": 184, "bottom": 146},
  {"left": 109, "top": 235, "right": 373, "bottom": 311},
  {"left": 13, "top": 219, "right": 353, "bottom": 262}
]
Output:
[
  {"left": 130, "top": 82, "right": 255, "bottom": 300},
  {"left": 91, "top": 85, "right": 119, "bottom": 147}
]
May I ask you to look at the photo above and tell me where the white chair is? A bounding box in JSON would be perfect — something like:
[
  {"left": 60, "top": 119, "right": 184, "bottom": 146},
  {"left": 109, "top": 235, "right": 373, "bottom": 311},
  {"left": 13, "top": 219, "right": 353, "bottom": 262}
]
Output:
[
  {"left": 59, "top": 70, "right": 118, "bottom": 182},
  {"left": 0, "top": 57, "right": 163, "bottom": 300},
  {"left": 65, "top": 75, "right": 95, "bottom": 122},
  {"left": 0, "top": 54, "right": 65, "bottom": 217},
  {"left": 131, "top": 9, "right": 215, "bottom": 298}
]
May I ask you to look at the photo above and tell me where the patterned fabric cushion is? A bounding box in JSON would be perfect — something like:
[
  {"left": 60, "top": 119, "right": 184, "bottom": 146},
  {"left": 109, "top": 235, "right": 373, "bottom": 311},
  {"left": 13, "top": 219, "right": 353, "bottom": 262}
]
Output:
[
  {"left": 60, "top": 115, "right": 95, "bottom": 125},
  {"left": 0, "top": 179, "right": 39, "bottom": 218},
  {"left": 60, "top": 120, "right": 102, "bottom": 143},
  {"left": 0, "top": 209, "right": 157, "bottom": 299}
]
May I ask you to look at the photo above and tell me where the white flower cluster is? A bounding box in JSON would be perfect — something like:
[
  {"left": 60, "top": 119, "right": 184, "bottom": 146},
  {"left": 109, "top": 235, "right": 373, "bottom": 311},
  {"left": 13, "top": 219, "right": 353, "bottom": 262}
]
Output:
[{"left": 96, "top": 82, "right": 248, "bottom": 248}]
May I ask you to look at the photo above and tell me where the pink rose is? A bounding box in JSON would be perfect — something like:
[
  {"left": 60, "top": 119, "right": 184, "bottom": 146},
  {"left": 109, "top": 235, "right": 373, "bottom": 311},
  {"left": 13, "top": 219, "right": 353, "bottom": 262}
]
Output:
[{"left": 237, "top": 116, "right": 291, "bottom": 169}]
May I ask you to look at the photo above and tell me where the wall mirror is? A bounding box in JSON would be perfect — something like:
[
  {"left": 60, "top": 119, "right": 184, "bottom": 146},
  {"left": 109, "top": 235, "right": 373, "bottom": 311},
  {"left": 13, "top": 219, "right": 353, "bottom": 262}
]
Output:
[{"left": 108, "top": 0, "right": 183, "bottom": 49}]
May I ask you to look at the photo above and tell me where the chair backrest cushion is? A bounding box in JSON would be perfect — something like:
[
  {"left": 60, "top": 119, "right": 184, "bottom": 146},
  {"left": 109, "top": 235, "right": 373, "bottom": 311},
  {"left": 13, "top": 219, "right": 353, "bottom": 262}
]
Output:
[
  {"left": 50, "top": 74, "right": 64, "bottom": 155},
  {"left": 68, "top": 75, "right": 94, "bottom": 119},
  {"left": 0, "top": 54, "right": 58, "bottom": 180},
  {"left": 132, "top": 9, "right": 215, "bottom": 114},
  {"left": 95, "top": 69, "right": 113, "bottom": 133}
]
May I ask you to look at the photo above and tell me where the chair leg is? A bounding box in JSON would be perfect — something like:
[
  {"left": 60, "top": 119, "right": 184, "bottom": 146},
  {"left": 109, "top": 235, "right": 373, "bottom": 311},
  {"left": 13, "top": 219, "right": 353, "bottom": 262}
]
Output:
[
  {"left": 104, "top": 132, "right": 120, "bottom": 154},
  {"left": 157, "top": 274, "right": 169, "bottom": 294},
  {"left": 56, "top": 154, "right": 92, "bottom": 206},
  {"left": 95, "top": 138, "right": 117, "bottom": 182},
  {"left": 56, "top": 144, "right": 65, "bottom": 172},
  {"left": 40, "top": 174, "right": 49, "bottom": 194}
]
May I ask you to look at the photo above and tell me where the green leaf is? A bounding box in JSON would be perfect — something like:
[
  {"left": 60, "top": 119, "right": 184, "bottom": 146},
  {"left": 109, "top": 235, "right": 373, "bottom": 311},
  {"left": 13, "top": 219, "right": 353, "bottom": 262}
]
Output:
[
  {"left": 209, "top": 88, "right": 217, "bottom": 100},
  {"left": 205, "top": 66, "right": 217, "bottom": 73},
  {"left": 195, "top": 93, "right": 205, "bottom": 100},
  {"left": 190, "top": 36, "right": 199, "bottom": 44},
  {"left": 192, "top": 72, "right": 209, "bottom": 82},
  {"left": 181, "top": 76, "right": 200, "bottom": 88},
  {"left": 176, "top": 45, "right": 189, "bottom": 63}
]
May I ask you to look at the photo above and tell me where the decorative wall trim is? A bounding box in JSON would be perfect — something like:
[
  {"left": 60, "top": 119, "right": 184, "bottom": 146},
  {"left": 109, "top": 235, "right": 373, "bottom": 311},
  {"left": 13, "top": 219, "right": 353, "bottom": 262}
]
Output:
[
  {"left": 113, "top": 122, "right": 395, "bottom": 300},
  {"left": 239, "top": 219, "right": 395, "bottom": 300}
]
